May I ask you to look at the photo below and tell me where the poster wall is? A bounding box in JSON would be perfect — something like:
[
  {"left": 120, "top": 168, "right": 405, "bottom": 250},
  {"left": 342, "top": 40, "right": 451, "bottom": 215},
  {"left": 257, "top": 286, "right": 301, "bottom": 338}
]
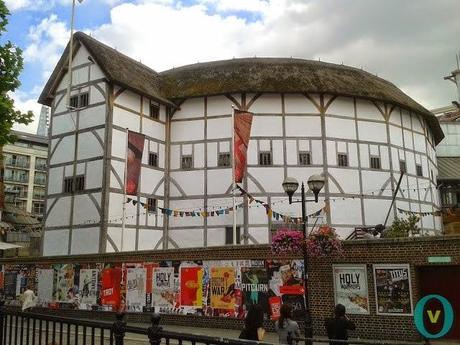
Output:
[
  {"left": 333, "top": 265, "right": 369, "bottom": 314},
  {"left": 152, "top": 267, "right": 175, "bottom": 307},
  {"left": 79, "top": 269, "right": 98, "bottom": 307},
  {"left": 210, "top": 267, "right": 236, "bottom": 309},
  {"left": 126, "top": 268, "right": 146, "bottom": 312},
  {"left": 37, "top": 269, "right": 54, "bottom": 304},
  {"left": 180, "top": 266, "right": 203, "bottom": 307},
  {"left": 373, "top": 264, "right": 413, "bottom": 315},
  {"left": 54, "top": 264, "right": 76, "bottom": 302},
  {"left": 240, "top": 266, "right": 269, "bottom": 312},
  {"left": 101, "top": 267, "right": 122, "bottom": 310}
]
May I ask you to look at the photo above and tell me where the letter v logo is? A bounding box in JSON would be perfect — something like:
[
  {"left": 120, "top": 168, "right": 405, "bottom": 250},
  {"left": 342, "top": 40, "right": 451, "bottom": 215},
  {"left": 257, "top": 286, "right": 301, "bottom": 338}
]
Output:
[{"left": 427, "top": 310, "right": 441, "bottom": 324}]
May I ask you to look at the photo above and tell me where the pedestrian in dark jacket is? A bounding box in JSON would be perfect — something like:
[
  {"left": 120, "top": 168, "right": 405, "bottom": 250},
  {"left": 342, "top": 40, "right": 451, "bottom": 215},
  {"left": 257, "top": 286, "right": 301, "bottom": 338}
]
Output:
[
  {"left": 239, "top": 304, "right": 265, "bottom": 341},
  {"left": 324, "top": 304, "right": 356, "bottom": 345}
]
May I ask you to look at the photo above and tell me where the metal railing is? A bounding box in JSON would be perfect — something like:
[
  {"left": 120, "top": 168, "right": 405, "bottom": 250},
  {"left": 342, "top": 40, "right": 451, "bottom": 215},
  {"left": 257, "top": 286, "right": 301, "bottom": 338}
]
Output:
[{"left": 0, "top": 307, "right": 270, "bottom": 345}]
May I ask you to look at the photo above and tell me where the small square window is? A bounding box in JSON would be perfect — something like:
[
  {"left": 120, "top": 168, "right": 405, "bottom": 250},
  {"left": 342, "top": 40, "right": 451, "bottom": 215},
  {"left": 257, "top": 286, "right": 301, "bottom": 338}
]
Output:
[
  {"left": 399, "top": 160, "right": 407, "bottom": 173},
  {"left": 149, "top": 153, "right": 158, "bottom": 167},
  {"left": 64, "top": 177, "right": 73, "bottom": 193},
  {"left": 75, "top": 175, "right": 85, "bottom": 191},
  {"left": 64, "top": 176, "right": 85, "bottom": 192},
  {"left": 416, "top": 164, "right": 423, "bottom": 177},
  {"left": 181, "top": 155, "right": 193, "bottom": 169},
  {"left": 218, "top": 153, "right": 230, "bottom": 167},
  {"left": 147, "top": 198, "right": 157, "bottom": 213},
  {"left": 370, "top": 156, "right": 381, "bottom": 170},
  {"left": 149, "top": 103, "right": 160, "bottom": 119},
  {"left": 299, "top": 152, "right": 311, "bottom": 166},
  {"left": 338, "top": 153, "right": 348, "bottom": 167},
  {"left": 79, "top": 93, "right": 89, "bottom": 108},
  {"left": 225, "top": 227, "right": 241, "bottom": 245},
  {"left": 69, "top": 96, "right": 79, "bottom": 109},
  {"left": 259, "top": 152, "right": 272, "bottom": 166}
]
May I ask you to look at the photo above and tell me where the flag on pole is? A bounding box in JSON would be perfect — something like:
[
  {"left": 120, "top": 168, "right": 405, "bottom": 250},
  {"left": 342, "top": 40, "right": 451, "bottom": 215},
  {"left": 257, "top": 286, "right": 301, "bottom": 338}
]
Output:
[
  {"left": 126, "top": 131, "right": 145, "bottom": 195},
  {"left": 233, "top": 109, "right": 253, "bottom": 183}
]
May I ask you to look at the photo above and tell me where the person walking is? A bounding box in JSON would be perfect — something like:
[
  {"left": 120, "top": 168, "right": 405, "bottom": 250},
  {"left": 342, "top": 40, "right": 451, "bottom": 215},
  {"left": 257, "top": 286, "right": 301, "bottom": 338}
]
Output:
[
  {"left": 239, "top": 304, "right": 265, "bottom": 341},
  {"left": 324, "top": 304, "right": 356, "bottom": 345},
  {"left": 21, "top": 287, "right": 37, "bottom": 311},
  {"left": 275, "top": 304, "right": 300, "bottom": 345}
]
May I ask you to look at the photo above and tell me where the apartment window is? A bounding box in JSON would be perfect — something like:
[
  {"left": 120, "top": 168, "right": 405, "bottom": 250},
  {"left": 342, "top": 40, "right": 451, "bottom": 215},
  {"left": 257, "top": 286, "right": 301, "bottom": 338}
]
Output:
[
  {"left": 149, "top": 103, "right": 160, "bottom": 119},
  {"left": 399, "top": 160, "right": 407, "bottom": 173},
  {"left": 35, "top": 158, "right": 47, "bottom": 170},
  {"left": 33, "top": 187, "right": 45, "bottom": 200},
  {"left": 225, "top": 226, "right": 241, "bottom": 245},
  {"left": 70, "top": 93, "right": 89, "bottom": 109},
  {"left": 148, "top": 152, "right": 158, "bottom": 167},
  {"left": 34, "top": 172, "right": 46, "bottom": 185},
  {"left": 416, "top": 164, "right": 423, "bottom": 177},
  {"left": 337, "top": 153, "right": 348, "bottom": 167},
  {"left": 147, "top": 198, "right": 157, "bottom": 213},
  {"left": 259, "top": 152, "right": 272, "bottom": 166},
  {"left": 181, "top": 155, "right": 193, "bottom": 169},
  {"left": 33, "top": 202, "right": 45, "bottom": 215},
  {"left": 370, "top": 156, "right": 381, "bottom": 170},
  {"left": 299, "top": 152, "right": 311, "bottom": 166},
  {"left": 218, "top": 153, "right": 231, "bottom": 167}
]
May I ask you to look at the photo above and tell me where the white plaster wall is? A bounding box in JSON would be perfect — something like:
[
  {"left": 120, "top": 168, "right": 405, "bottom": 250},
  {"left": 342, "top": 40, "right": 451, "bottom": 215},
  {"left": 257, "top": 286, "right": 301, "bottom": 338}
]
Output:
[
  {"left": 284, "top": 94, "right": 318, "bottom": 113},
  {"left": 358, "top": 122, "right": 387, "bottom": 143},
  {"left": 168, "top": 199, "right": 204, "bottom": 228},
  {"left": 86, "top": 160, "right": 104, "bottom": 189},
  {"left": 248, "top": 167, "right": 284, "bottom": 193},
  {"left": 327, "top": 97, "right": 354, "bottom": 117},
  {"left": 171, "top": 120, "right": 204, "bottom": 142},
  {"left": 113, "top": 106, "right": 140, "bottom": 132},
  {"left": 77, "top": 131, "right": 104, "bottom": 159},
  {"left": 43, "top": 230, "right": 69, "bottom": 256},
  {"left": 173, "top": 98, "right": 204, "bottom": 119},
  {"left": 169, "top": 229, "right": 204, "bottom": 248},
  {"left": 115, "top": 89, "right": 141, "bottom": 112},
  {"left": 251, "top": 116, "right": 283, "bottom": 137},
  {"left": 363, "top": 199, "right": 392, "bottom": 225},
  {"left": 46, "top": 196, "right": 72, "bottom": 227},
  {"left": 71, "top": 227, "right": 100, "bottom": 254},
  {"left": 325, "top": 117, "right": 356, "bottom": 139},
  {"left": 356, "top": 99, "right": 384, "bottom": 121},
  {"left": 249, "top": 94, "right": 282, "bottom": 113},
  {"left": 207, "top": 117, "right": 231, "bottom": 139},
  {"left": 207, "top": 169, "right": 232, "bottom": 195},
  {"left": 207, "top": 95, "right": 234, "bottom": 116},
  {"left": 73, "top": 193, "right": 101, "bottom": 225},
  {"left": 79, "top": 104, "right": 106, "bottom": 130},
  {"left": 52, "top": 114, "right": 77, "bottom": 135},
  {"left": 47, "top": 167, "right": 64, "bottom": 195},
  {"left": 170, "top": 171, "right": 204, "bottom": 196},
  {"left": 285, "top": 117, "right": 321, "bottom": 137},
  {"left": 140, "top": 168, "right": 164, "bottom": 195},
  {"left": 138, "top": 230, "right": 163, "bottom": 250},
  {"left": 142, "top": 118, "right": 165, "bottom": 141}
]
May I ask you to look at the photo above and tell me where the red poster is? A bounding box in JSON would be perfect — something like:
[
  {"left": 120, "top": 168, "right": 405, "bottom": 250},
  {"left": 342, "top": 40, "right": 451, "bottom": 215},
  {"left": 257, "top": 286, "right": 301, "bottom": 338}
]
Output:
[
  {"left": 234, "top": 110, "right": 253, "bottom": 183},
  {"left": 180, "top": 267, "right": 203, "bottom": 307},
  {"left": 280, "top": 285, "right": 304, "bottom": 295},
  {"left": 101, "top": 267, "right": 122, "bottom": 309},
  {"left": 269, "top": 296, "right": 282, "bottom": 320},
  {"left": 126, "top": 131, "right": 145, "bottom": 195}
]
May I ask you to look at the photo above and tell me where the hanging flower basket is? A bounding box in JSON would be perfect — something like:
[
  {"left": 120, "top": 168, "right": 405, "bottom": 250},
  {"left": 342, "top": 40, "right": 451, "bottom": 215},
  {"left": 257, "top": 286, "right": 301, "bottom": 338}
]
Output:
[
  {"left": 306, "top": 225, "right": 343, "bottom": 257},
  {"left": 271, "top": 229, "right": 305, "bottom": 255}
]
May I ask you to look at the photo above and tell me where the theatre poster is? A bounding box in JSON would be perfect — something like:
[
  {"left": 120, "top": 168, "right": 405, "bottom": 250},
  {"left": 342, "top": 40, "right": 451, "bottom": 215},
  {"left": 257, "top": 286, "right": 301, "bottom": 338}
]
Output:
[{"left": 333, "top": 264, "right": 370, "bottom": 314}]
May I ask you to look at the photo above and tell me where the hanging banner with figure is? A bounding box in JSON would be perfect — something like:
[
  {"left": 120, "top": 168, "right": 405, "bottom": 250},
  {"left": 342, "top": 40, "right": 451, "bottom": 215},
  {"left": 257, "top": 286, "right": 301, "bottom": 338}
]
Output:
[
  {"left": 126, "top": 130, "right": 145, "bottom": 195},
  {"left": 37, "top": 269, "right": 54, "bottom": 304},
  {"left": 233, "top": 110, "right": 253, "bottom": 183},
  {"left": 241, "top": 266, "right": 269, "bottom": 312},
  {"left": 333, "top": 265, "right": 369, "bottom": 314},
  {"left": 152, "top": 267, "right": 175, "bottom": 307},
  {"left": 79, "top": 269, "right": 98, "bottom": 307},
  {"left": 180, "top": 266, "right": 203, "bottom": 307},
  {"left": 126, "top": 267, "right": 146, "bottom": 312},
  {"left": 210, "top": 267, "right": 236, "bottom": 309},
  {"left": 373, "top": 264, "right": 413, "bottom": 315}
]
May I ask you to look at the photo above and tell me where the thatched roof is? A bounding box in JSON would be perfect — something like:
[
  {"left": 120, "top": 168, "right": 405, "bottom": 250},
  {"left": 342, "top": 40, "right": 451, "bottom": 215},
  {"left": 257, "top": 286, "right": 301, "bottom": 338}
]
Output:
[
  {"left": 38, "top": 32, "right": 443, "bottom": 144},
  {"left": 161, "top": 58, "right": 443, "bottom": 144},
  {"left": 38, "top": 32, "right": 173, "bottom": 107}
]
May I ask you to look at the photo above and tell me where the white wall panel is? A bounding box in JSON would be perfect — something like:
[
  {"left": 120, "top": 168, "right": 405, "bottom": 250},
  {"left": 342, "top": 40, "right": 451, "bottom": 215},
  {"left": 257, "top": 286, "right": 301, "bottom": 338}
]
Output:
[
  {"left": 207, "top": 143, "right": 218, "bottom": 167},
  {"left": 53, "top": 114, "right": 77, "bottom": 135},
  {"left": 330, "top": 198, "right": 362, "bottom": 225},
  {"left": 86, "top": 160, "right": 103, "bottom": 189},
  {"left": 311, "top": 140, "right": 323, "bottom": 165},
  {"left": 325, "top": 117, "right": 356, "bottom": 139},
  {"left": 251, "top": 116, "right": 283, "bottom": 137},
  {"left": 173, "top": 98, "right": 204, "bottom": 119},
  {"left": 272, "top": 140, "right": 284, "bottom": 165},
  {"left": 247, "top": 140, "right": 258, "bottom": 165},
  {"left": 207, "top": 95, "right": 233, "bottom": 116},
  {"left": 358, "top": 122, "right": 387, "bottom": 143},
  {"left": 73, "top": 45, "right": 91, "bottom": 66},
  {"left": 43, "top": 230, "right": 69, "bottom": 256},
  {"left": 208, "top": 169, "right": 232, "bottom": 195},
  {"left": 401, "top": 110, "right": 411, "bottom": 129},
  {"left": 140, "top": 168, "right": 164, "bottom": 194},
  {"left": 363, "top": 199, "right": 392, "bottom": 225},
  {"left": 207, "top": 117, "right": 231, "bottom": 139},
  {"left": 284, "top": 94, "right": 318, "bottom": 114},
  {"left": 113, "top": 107, "right": 140, "bottom": 132},
  {"left": 169, "top": 229, "right": 204, "bottom": 248},
  {"left": 168, "top": 199, "right": 204, "bottom": 227},
  {"left": 170, "top": 171, "right": 204, "bottom": 196},
  {"left": 248, "top": 227, "right": 269, "bottom": 244},
  {"left": 194, "top": 143, "right": 205, "bottom": 168},
  {"left": 48, "top": 168, "right": 64, "bottom": 195},
  {"left": 249, "top": 94, "right": 282, "bottom": 113},
  {"left": 286, "top": 140, "right": 297, "bottom": 165},
  {"left": 207, "top": 228, "right": 226, "bottom": 247},
  {"left": 413, "top": 133, "right": 426, "bottom": 153},
  {"left": 115, "top": 89, "right": 141, "bottom": 112},
  {"left": 328, "top": 169, "right": 360, "bottom": 194},
  {"left": 46, "top": 196, "right": 72, "bottom": 227},
  {"left": 79, "top": 105, "right": 106, "bottom": 129},
  {"left": 326, "top": 97, "right": 354, "bottom": 117},
  {"left": 138, "top": 230, "right": 163, "bottom": 250},
  {"left": 248, "top": 167, "right": 284, "bottom": 193},
  {"left": 71, "top": 227, "right": 100, "bottom": 254},
  {"left": 77, "top": 132, "right": 104, "bottom": 159},
  {"left": 356, "top": 100, "right": 384, "bottom": 121},
  {"left": 142, "top": 119, "right": 165, "bottom": 141},
  {"left": 285, "top": 117, "right": 321, "bottom": 137},
  {"left": 389, "top": 125, "right": 403, "bottom": 147},
  {"left": 403, "top": 129, "right": 414, "bottom": 150},
  {"left": 171, "top": 120, "right": 204, "bottom": 142}
]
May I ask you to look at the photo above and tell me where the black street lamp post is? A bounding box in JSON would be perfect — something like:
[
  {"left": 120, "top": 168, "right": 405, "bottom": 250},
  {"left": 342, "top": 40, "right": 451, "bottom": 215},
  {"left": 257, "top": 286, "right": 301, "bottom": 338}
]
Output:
[{"left": 282, "top": 174, "right": 325, "bottom": 345}]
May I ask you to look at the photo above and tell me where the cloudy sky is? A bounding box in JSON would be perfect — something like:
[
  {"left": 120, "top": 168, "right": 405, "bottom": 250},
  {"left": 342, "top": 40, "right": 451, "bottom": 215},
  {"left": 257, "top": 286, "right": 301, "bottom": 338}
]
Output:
[{"left": 4, "top": 0, "right": 460, "bottom": 133}]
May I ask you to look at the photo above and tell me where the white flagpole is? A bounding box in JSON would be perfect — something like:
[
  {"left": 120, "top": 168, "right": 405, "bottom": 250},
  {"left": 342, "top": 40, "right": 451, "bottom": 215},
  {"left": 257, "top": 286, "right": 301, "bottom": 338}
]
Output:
[
  {"left": 231, "top": 105, "right": 237, "bottom": 245},
  {"left": 66, "top": 0, "right": 77, "bottom": 109},
  {"left": 122, "top": 128, "right": 129, "bottom": 251}
]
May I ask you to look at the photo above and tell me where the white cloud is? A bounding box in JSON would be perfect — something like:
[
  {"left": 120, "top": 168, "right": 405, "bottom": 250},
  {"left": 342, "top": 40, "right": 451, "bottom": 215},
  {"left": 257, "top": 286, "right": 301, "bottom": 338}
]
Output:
[{"left": 11, "top": 91, "right": 42, "bottom": 134}]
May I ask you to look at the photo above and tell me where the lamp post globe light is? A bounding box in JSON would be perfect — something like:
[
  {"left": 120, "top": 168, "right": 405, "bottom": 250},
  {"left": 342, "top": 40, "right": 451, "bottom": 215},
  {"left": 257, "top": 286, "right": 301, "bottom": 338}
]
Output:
[{"left": 282, "top": 174, "right": 325, "bottom": 345}]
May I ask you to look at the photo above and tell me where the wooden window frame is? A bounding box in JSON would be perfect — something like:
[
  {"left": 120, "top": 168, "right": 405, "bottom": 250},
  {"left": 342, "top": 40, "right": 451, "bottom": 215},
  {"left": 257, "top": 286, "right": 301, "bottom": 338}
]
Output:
[
  {"left": 337, "top": 153, "right": 348, "bottom": 167},
  {"left": 299, "top": 152, "right": 312, "bottom": 166},
  {"left": 148, "top": 152, "right": 158, "bottom": 167},
  {"left": 217, "top": 153, "right": 231, "bottom": 167},
  {"left": 225, "top": 226, "right": 241, "bottom": 245},
  {"left": 370, "top": 156, "right": 381, "bottom": 170},
  {"left": 181, "top": 155, "right": 193, "bottom": 170},
  {"left": 259, "top": 151, "right": 272, "bottom": 166}
]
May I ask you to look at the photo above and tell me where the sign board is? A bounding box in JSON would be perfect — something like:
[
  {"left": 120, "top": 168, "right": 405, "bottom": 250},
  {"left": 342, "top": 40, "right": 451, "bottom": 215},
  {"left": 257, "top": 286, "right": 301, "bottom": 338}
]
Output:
[{"left": 427, "top": 256, "right": 451, "bottom": 264}]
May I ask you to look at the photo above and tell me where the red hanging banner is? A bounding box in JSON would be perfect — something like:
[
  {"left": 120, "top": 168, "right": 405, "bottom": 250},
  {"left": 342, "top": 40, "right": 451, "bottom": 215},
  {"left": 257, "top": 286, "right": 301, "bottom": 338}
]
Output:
[
  {"left": 126, "top": 131, "right": 145, "bottom": 195},
  {"left": 233, "top": 110, "right": 253, "bottom": 183}
]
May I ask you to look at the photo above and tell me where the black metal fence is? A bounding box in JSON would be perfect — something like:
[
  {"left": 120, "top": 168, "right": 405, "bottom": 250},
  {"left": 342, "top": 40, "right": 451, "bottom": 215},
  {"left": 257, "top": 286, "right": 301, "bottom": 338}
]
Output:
[{"left": 0, "top": 307, "right": 431, "bottom": 345}]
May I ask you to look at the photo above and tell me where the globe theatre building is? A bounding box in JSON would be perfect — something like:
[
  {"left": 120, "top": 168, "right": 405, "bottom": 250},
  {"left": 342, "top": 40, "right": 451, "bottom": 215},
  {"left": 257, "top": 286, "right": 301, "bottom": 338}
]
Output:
[{"left": 38, "top": 32, "right": 443, "bottom": 255}]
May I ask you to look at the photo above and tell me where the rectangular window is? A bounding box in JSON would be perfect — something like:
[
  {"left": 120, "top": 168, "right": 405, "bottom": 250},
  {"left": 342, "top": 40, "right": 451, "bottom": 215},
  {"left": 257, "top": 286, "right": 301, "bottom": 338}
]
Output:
[
  {"left": 34, "top": 172, "right": 46, "bottom": 185},
  {"left": 70, "top": 95, "right": 79, "bottom": 109},
  {"left": 148, "top": 152, "right": 158, "bottom": 167},
  {"left": 299, "top": 152, "right": 311, "bottom": 166},
  {"left": 75, "top": 175, "right": 85, "bottom": 191},
  {"left": 370, "top": 156, "right": 381, "bottom": 170},
  {"left": 35, "top": 158, "right": 47, "bottom": 170},
  {"left": 147, "top": 198, "right": 157, "bottom": 213},
  {"left": 181, "top": 155, "right": 193, "bottom": 169},
  {"left": 33, "top": 202, "right": 45, "bottom": 215},
  {"left": 64, "top": 177, "right": 73, "bottom": 193},
  {"left": 218, "top": 153, "right": 231, "bottom": 167},
  {"left": 399, "top": 160, "right": 407, "bottom": 173},
  {"left": 337, "top": 153, "right": 348, "bottom": 167},
  {"left": 416, "top": 164, "right": 423, "bottom": 177},
  {"left": 225, "top": 227, "right": 241, "bottom": 245},
  {"left": 259, "top": 152, "right": 272, "bottom": 166},
  {"left": 70, "top": 93, "right": 89, "bottom": 109},
  {"left": 149, "top": 103, "right": 160, "bottom": 119}
]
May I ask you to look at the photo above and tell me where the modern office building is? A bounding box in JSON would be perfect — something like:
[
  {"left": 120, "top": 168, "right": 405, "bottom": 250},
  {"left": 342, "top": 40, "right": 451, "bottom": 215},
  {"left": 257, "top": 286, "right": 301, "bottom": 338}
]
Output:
[{"left": 38, "top": 32, "right": 443, "bottom": 255}]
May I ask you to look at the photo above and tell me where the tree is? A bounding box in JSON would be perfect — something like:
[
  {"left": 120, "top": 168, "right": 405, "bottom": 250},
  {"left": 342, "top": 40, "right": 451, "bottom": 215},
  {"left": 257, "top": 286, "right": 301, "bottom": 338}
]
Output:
[
  {"left": 382, "top": 215, "right": 420, "bottom": 238},
  {"left": 0, "top": 0, "right": 33, "bottom": 146}
]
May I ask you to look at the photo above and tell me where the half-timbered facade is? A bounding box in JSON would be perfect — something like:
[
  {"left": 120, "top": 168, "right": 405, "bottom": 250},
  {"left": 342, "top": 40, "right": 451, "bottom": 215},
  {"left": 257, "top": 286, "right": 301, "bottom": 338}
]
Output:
[{"left": 38, "top": 32, "right": 444, "bottom": 255}]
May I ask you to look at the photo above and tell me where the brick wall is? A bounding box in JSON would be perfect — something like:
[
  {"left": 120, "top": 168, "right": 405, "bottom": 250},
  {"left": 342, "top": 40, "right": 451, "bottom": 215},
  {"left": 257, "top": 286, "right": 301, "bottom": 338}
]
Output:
[{"left": 2, "top": 235, "right": 460, "bottom": 341}]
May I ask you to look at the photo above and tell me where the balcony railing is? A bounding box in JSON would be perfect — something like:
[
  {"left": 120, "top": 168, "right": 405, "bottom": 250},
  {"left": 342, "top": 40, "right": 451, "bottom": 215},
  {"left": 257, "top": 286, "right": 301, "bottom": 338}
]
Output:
[
  {"left": 4, "top": 160, "right": 30, "bottom": 169},
  {"left": 33, "top": 193, "right": 45, "bottom": 200},
  {"left": 4, "top": 175, "right": 29, "bottom": 183},
  {"left": 35, "top": 163, "right": 47, "bottom": 171},
  {"left": 34, "top": 178, "right": 46, "bottom": 185}
]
